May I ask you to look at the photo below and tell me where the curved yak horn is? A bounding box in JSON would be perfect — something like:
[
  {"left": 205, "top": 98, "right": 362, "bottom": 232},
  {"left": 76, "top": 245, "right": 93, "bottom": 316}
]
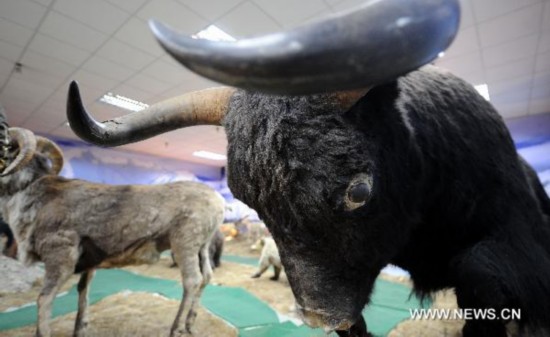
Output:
[
  {"left": 1, "top": 127, "right": 37, "bottom": 176},
  {"left": 36, "top": 136, "right": 64, "bottom": 175},
  {"left": 67, "top": 81, "right": 235, "bottom": 147},
  {"left": 149, "top": 0, "right": 460, "bottom": 95}
]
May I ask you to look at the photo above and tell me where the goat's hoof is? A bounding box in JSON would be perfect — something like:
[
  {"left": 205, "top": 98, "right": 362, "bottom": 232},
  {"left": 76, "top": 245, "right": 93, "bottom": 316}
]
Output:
[
  {"left": 251, "top": 274, "right": 260, "bottom": 278},
  {"left": 269, "top": 276, "right": 279, "bottom": 281},
  {"left": 170, "top": 328, "right": 192, "bottom": 337}
]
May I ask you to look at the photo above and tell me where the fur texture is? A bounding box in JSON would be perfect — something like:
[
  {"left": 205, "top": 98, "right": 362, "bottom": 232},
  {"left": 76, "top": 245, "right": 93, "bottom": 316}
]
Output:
[{"left": 223, "top": 66, "right": 550, "bottom": 336}]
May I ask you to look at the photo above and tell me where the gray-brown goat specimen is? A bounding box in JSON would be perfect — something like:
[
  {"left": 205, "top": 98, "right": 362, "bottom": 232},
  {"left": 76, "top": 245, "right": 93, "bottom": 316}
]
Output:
[{"left": 0, "top": 128, "right": 224, "bottom": 337}]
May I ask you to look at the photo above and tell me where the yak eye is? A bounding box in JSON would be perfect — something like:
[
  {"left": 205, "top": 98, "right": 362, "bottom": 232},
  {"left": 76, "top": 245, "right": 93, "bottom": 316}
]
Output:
[
  {"left": 344, "top": 174, "right": 372, "bottom": 211},
  {"left": 348, "top": 183, "right": 370, "bottom": 203}
]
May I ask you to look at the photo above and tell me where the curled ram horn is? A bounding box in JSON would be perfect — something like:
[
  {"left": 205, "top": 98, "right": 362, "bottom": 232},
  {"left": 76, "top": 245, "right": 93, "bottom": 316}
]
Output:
[
  {"left": 0, "top": 128, "right": 37, "bottom": 176},
  {"left": 36, "top": 136, "right": 64, "bottom": 175},
  {"left": 149, "top": 0, "right": 460, "bottom": 94},
  {"left": 67, "top": 81, "right": 235, "bottom": 146}
]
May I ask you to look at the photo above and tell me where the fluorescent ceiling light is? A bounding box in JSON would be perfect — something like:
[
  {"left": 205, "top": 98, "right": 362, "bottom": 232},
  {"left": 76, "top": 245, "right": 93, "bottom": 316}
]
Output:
[
  {"left": 193, "top": 25, "right": 235, "bottom": 42},
  {"left": 99, "top": 92, "right": 149, "bottom": 112},
  {"left": 193, "top": 150, "right": 227, "bottom": 161},
  {"left": 474, "top": 84, "right": 490, "bottom": 101}
]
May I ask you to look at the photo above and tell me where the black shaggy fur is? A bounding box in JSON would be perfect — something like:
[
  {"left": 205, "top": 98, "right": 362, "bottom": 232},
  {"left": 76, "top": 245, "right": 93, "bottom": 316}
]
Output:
[{"left": 224, "top": 66, "right": 550, "bottom": 337}]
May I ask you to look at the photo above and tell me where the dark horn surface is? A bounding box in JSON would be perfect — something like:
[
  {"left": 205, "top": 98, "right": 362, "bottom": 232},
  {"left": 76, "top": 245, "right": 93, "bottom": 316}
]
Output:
[{"left": 149, "top": 0, "right": 460, "bottom": 95}]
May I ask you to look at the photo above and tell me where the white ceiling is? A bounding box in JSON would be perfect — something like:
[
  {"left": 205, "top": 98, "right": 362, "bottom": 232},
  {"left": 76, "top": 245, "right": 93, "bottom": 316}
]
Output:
[{"left": 0, "top": 0, "right": 549, "bottom": 168}]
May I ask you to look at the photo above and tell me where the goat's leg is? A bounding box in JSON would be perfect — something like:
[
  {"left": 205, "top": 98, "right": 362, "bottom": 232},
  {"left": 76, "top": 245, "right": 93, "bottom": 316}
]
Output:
[
  {"left": 73, "top": 269, "right": 95, "bottom": 337},
  {"left": 251, "top": 260, "right": 270, "bottom": 278},
  {"left": 270, "top": 265, "right": 281, "bottom": 281},
  {"left": 183, "top": 245, "right": 213, "bottom": 331},
  {"left": 171, "top": 252, "right": 202, "bottom": 336},
  {"left": 36, "top": 239, "right": 78, "bottom": 337}
]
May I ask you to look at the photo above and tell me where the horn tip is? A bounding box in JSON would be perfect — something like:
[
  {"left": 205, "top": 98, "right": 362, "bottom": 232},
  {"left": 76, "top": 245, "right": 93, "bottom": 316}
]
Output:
[{"left": 148, "top": 19, "right": 168, "bottom": 39}]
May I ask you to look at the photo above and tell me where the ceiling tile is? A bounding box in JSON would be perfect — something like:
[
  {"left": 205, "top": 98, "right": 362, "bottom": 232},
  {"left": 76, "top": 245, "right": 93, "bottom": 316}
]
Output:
[
  {"left": 542, "top": 1, "right": 550, "bottom": 31},
  {"left": 493, "top": 100, "right": 530, "bottom": 119},
  {"left": 0, "top": 18, "right": 35, "bottom": 47},
  {"left": 458, "top": 0, "right": 475, "bottom": 29},
  {"left": 537, "top": 31, "right": 550, "bottom": 53},
  {"left": 254, "top": 0, "right": 328, "bottom": 28},
  {"left": 2, "top": 77, "right": 55, "bottom": 103},
  {"left": 104, "top": 0, "right": 149, "bottom": 14},
  {"left": 325, "top": 0, "right": 345, "bottom": 5},
  {"left": 436, "top": 51, "right": 485, "bottom": 80},
  {"left": 529, "top": 71, "right": 550, "bottom": 115},
  {"left": 50, "top": 123, "right": 81, "bottom": 139},
  {"left": 487, "top": 76, "right": 531, "bottom": 118},
  {"left": 443, "top": 26, "right": 480, "bottom": 59},
  {"left": 178, "top": 0, "right": 244, "bottom": 21},
  {"left": 24, "top": 109, "right": 66, "bottom": 133},
  {"left": 488, "top": 75, "right": 532, "bottom": 96},
  {"left": 20, "top": 50, "right": 76, "bottom": 80},
  {"left": 53, "top": 0, "right": 129, "bottom": 35},
  {"left": 125, "top": 72, "right": 173, "bottom": 95},
  {"left": 0, "top": 57, "right": 14, "bottom": 77},
  {"left": 477, "top": 3, "right": 543, "bottom": 48},
  {"left": 10, "top": 64, "right": 67, "bottom": 88},
  {"left": 529, "top": 98, "right": 550, "bottom": 115},
  {"left": 215, "top": 2, "right": 280, "bottom": 38},
  {"left": 114, "top": 18, "right": 164, "bottom": 57},
  {"left": 488, "top": 76, "right": 532, "bottom": 118},
  {"left": 96, "top": 39, "right": 156, "bottom": 70},
  {"left": 141, "top": 59, "right": 192, "bottom": 85},
  {"left": 531, "top": 71, "right": 550, "bottom": 99},
  {"left": 0, "top": 0, "right": 47, "bottom": 29},
  {"left": 472, "top": 0, "right": 541, "bottom": 23},
  {"left": 27, "top": 33, "right": 90, "bottom": 66},
  {"left": 31, "top": 0, "right": 53, "bottom": 7},
  {"left": 459, "top": 71, "right": 487, "bottom": 86},
  {"left": 137, "top": 0, "right": 208, "bottom": 34},
  {"left": 2, "top": 102, "right": 34, "bottom": 125},
  {"left": 71, "top": 69, "right": 119, "bottom": 93},
  {"left": 486, "top": 57, "right": 535, "bottom": 83},
  {"left": 0, "top": 40, "right": 23, "bottom": 62},
  {"left": 482, "top": 34, "right": 539, "bottom": 67},
  {"left": 536, "top": 50, "right": 550, "bottom": 72},
  {"left": 112, "top": 83, "right": 154, "bottom": 103},
  {"left": 40, "top": 11, "right": 108, "bottom": 52},
  {"left": 62, "top": 82, "right": 108, "bottom": 105},
  {"left": 81, "top": 56, "right": 135, "bottom": 82},
  {"left": 331, "top": 0, "right": 365, "bottom": 13}
]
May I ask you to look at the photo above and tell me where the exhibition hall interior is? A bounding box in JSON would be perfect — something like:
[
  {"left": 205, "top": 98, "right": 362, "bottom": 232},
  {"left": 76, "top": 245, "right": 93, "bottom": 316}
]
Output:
[{"left": 0, "top": 0, "right": 549, "bottom": 336}]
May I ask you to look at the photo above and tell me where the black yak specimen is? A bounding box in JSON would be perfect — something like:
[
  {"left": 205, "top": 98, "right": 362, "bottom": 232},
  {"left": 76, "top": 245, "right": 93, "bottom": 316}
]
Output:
[{"left": 65, "top": 0, "right": 550, "bottom": 336}]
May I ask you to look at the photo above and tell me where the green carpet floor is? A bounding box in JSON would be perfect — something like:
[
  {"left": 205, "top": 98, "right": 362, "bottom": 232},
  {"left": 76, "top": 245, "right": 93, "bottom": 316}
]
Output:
[{"left": 0, "top": 257, "right": 428, "bottom": 336}]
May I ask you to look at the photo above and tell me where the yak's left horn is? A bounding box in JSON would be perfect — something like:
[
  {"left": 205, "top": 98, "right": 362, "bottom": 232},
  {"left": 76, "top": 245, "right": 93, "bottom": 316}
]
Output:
[
  {"left": 36, "top": 136, "right": 64, "bottom": 175},
  {"left": 1, "top": 128, "right": 37, "bottom": 176},
  {"left": 67, "top": 81, "right": 235, "bottom": 147},
  {"left": 149, "top": 0, "right": 460, "bottom": 95}
]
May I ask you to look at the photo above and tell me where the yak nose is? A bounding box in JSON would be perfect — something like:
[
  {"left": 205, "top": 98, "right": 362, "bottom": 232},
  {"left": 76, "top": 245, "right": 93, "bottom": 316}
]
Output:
[{"left": 295, "top": 303, "right": 355, "bottom": 332}]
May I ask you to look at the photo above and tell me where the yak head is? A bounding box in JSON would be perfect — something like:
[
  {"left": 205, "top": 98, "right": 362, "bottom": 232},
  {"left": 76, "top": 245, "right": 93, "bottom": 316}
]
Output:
[
  {"left": 0, "top": 126, "right": 64, "bottom": 196},
  {"left": 65, "top": 0, "right": 460, "bottom": 333}
]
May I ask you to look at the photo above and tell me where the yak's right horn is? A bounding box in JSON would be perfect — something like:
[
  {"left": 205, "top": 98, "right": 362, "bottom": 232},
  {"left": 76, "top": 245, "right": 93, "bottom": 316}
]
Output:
[{"left": 67, "top": 81, "right": 235, "bottom": 147}]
